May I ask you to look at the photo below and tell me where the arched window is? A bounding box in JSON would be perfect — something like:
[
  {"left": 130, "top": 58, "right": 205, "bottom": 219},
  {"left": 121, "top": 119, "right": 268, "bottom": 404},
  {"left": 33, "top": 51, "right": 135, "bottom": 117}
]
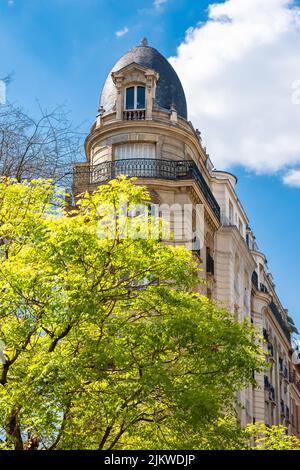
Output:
[{"left": 125, "top": 86, "right": 145, "bottom": 110}]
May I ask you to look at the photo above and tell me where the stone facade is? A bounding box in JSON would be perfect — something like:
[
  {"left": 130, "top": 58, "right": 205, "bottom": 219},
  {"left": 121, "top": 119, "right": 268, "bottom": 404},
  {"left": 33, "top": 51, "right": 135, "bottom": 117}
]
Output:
[{"left": 73, "top": 41, "right": 300, "bottom": 434}]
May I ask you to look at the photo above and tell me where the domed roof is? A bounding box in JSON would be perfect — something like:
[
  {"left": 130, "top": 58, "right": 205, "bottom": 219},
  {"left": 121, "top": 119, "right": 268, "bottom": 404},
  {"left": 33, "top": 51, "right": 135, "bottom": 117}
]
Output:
[{"left": 100, "top": 41, "right": 188, "bottom": 120}]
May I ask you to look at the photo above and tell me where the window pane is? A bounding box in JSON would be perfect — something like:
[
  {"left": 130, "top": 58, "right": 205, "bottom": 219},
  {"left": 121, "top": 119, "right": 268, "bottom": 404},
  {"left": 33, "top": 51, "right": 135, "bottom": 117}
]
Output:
[
  {"left": 115, "top": 143, "right": 155, "bottom": 160},
  {"left": 125, "top": 87, "right": 134, "bottom": 110},
  {"left": 136, "top": 86, "right": 145, "bottom": 109}
]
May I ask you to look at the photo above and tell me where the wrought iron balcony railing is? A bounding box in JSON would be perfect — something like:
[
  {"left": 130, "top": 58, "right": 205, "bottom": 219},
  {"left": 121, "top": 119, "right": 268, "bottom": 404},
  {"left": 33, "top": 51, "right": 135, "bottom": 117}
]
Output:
[
  {"left": 264, "top": 376, "right": 276, "bottom": 402},
  {"left": 269, "top": 301, "right": 291, "bottom": 342},
  {"left": 206, "top": 254, "right": 215, "bottom": 275},
  {"left": 260, "top": 283, "right": 268, "bottom": 294},
  {"left": 264, "top": 375, "right": 270, "bottom": 389},
  {"left": 263, "top": 328, "right": 269, "bottom": 341},
  {"left": 252, "top": 270, "right": 259, "bottom": 289},
  {"left": 289, "top": 372, "right": 295, "bottom": 384},
  {"left": 267, "top": 342, "right": 274, "bottom": 357},
  {"left": 87, "top": 158, "right": 221, "bottom": 221}
]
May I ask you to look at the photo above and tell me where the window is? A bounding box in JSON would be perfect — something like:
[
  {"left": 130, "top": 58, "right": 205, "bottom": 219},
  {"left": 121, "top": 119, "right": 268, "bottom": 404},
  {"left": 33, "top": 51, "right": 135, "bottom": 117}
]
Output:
[
  {"left": 125, "top": 87, "right": 134, "bottom": 110},
  {"left": 125, "top": 86, "right": 145, "bottom": 110},
  {"left": 115, "top": 143, "right": 155, "bottom": 160},
  {"left": 136, "top": 86, "right": 145, "bottom": 109}
]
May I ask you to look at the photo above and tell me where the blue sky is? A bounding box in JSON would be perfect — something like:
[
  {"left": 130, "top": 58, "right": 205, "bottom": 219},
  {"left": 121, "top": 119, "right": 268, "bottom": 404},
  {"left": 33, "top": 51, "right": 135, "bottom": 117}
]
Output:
[
  {"left": 0, "top": 0, "right": 215, "bottom": 123},
  {"left": 1, "top": 0, "right": 300, "bottom": 325}
]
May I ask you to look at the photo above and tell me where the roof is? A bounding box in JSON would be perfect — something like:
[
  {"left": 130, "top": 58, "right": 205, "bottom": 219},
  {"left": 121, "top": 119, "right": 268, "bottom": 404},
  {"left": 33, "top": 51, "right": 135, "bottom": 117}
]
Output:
[{"left": 99, "top": 42, "right": 188, "bottom": 119}]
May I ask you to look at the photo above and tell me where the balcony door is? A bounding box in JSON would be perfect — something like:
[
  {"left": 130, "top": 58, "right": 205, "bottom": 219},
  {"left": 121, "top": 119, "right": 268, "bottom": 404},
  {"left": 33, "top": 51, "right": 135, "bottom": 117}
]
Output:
[
  {"left": 114, "top": 143, "right": 156, "bottom": 178},
  {"left": 114, "top": 143, "right": 155, "bottom": 160}
]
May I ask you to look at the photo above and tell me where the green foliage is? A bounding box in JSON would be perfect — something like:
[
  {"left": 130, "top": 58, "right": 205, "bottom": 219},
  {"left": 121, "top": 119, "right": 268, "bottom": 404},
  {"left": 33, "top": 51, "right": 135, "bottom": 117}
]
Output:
[
  {"left": 0, "top": 177, "right": 265, "bottom": 450},
  {"left": 246, "top": 423, "right": 300, "bottom": 450}
]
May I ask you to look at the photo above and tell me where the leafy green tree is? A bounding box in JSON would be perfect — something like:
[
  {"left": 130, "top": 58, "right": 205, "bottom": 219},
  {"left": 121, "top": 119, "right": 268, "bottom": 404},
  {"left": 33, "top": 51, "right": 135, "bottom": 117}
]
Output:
[
  {"left": 246, "top": 423, "right": 300, "bottom": 450},
  {"left": 0, "top": 177, "right": 265, "bottom": 450}
]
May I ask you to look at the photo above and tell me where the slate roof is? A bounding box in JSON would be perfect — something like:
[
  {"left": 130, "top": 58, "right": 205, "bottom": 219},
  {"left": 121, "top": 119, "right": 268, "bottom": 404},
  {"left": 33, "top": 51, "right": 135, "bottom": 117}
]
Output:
[{"left": 99, "top": 44, "right": 188, "bottom": 120}]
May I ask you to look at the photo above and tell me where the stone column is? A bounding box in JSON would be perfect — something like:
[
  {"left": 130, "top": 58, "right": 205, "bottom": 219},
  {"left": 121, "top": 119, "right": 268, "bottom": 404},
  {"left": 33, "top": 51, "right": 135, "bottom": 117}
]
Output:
[
  {"left": 146, "top": 75, "right": 154, "bottom": 120},
  {"left": 114, "top": 77, "right": 124, "bottom": 121}
]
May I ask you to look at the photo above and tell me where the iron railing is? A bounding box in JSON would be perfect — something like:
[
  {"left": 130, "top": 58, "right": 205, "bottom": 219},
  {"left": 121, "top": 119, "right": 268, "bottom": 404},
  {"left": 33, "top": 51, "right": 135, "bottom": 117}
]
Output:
[
  {"left": 285, "top": 404, "right": 289, "bottom": 419},
  {"left": 291, "top": 372, "right": 300, "bottom": 392},
  {"left": 269, "top": 301, "right": 291, "bottom": 342},
  {"left": 206, "top": 254, "right": 215, "bottom": 275},
  {"left": 87, "top": 158, "right": 221, "bottom": 221},
  {"left": 269, "top": 386, "right": 275, "bottom": 402},
  {"left": 264, "top": 376, "right": 275, "bottom": 402},
  {"left": 267, "top": 342, "right": 274, "bottom": 357},
  {"left": 260, "top": 283, "right": 268, "bottom": 294},
  {"left": 252, "top": 271, "right": 259, "bottom": 289},
  {"left": 264, "top": 375, "right": 270, "bottom": 389},
  {"left": 263, "top": 328, "right": 269, "bottom": 341}
]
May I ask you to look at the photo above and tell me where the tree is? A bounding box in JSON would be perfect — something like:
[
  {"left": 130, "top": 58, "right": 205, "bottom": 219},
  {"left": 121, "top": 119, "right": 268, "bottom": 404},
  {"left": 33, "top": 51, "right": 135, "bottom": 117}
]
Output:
[
  {"left": 246, "top": 423, "right": 300, "bottom": 450},
  {"left": 0, "top": 177, "right": 265, "bottom": 450},
  {"left": 0, "top": 101, "right": 82, "bottom": 186}
]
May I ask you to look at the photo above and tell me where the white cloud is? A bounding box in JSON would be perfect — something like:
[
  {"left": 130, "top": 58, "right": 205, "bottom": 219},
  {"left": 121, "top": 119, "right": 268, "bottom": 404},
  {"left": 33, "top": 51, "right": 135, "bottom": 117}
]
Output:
[
  {"left": 154, "top": 0, "right": 168, "bottom": 9},
  {"left": 115, "top": 27, "right": 129, "bottom": 38},
  {"left": 169, "top": 0, "right": 300, "bottom": 174},
  {"left": 283, "top": 169, "right": 300, "bottom": 187}
]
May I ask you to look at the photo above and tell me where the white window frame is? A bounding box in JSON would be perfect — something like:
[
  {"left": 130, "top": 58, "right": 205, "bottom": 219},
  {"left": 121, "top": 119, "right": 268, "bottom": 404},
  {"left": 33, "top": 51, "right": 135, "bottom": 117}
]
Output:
[{"left": 124, "top": 86, "right": 146, "bottom": 110}]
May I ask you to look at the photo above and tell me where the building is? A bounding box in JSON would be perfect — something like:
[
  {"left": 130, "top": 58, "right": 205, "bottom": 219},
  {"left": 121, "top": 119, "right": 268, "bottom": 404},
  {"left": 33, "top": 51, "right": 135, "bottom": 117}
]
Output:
[
  {"left": 73, "top": 39, "right": 300, "bottom": 433},
  {"left": 289, "top": 343, "right": 300, "bottom": 436}
]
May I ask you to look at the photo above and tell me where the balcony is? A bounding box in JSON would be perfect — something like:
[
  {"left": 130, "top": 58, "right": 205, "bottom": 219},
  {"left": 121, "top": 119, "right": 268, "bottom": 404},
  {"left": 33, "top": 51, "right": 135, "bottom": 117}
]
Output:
[
  {"left": 279, "top": 365, "right": 289, "bottom": 383},
  {"left": 269, "top": 301, "right": 291, "bottom": 342},
  {"left": 285, "top": 405, "right": 290, "bottom": 422},
  {"left": 260, "top": 283, "right": 269, "bottom": 294},
  {"left": 206, "top": 254, "right": 215, "bottom": 275},
  {"left": 123, "top": 109, "right": 145, "bottom": 120},
  {"left": 264, "top": 376, "right": 276, "bottom": 402},
  {"left": 267, "top": 342, "right": 274, "bottom": 358},
  {"left": 289, "top": 372, "right": 295, "bottom": 384},
  {"left": 264, "top": 375, "right": 270, "bottom": 389},
  {"left": 263, "top": 328, "right": 269, "bottom": 341},
  {"left": 279, "top": 358, "right": 283, "bottom": 373},
  {"left": 252, "top": 271, "right": 259, "bottom": 290},
  {"left": 88, "top": 158, "right": 221, "bottom": 221},
  {"left": 192, "top": 249, "right": 202, "bottom": 260},
  {"left": 269, "top": 386, "right": 275, "bottom": 402}
]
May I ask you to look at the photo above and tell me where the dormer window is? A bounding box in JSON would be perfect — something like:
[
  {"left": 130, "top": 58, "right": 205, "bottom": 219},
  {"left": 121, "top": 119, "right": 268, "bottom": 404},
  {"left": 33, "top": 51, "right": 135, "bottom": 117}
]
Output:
[
  {"left": 111, "top": 63, "right": 158, "bottom": 121},
  {"left": 125, "top": 86, "right": 145, "bottom": 110}
]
